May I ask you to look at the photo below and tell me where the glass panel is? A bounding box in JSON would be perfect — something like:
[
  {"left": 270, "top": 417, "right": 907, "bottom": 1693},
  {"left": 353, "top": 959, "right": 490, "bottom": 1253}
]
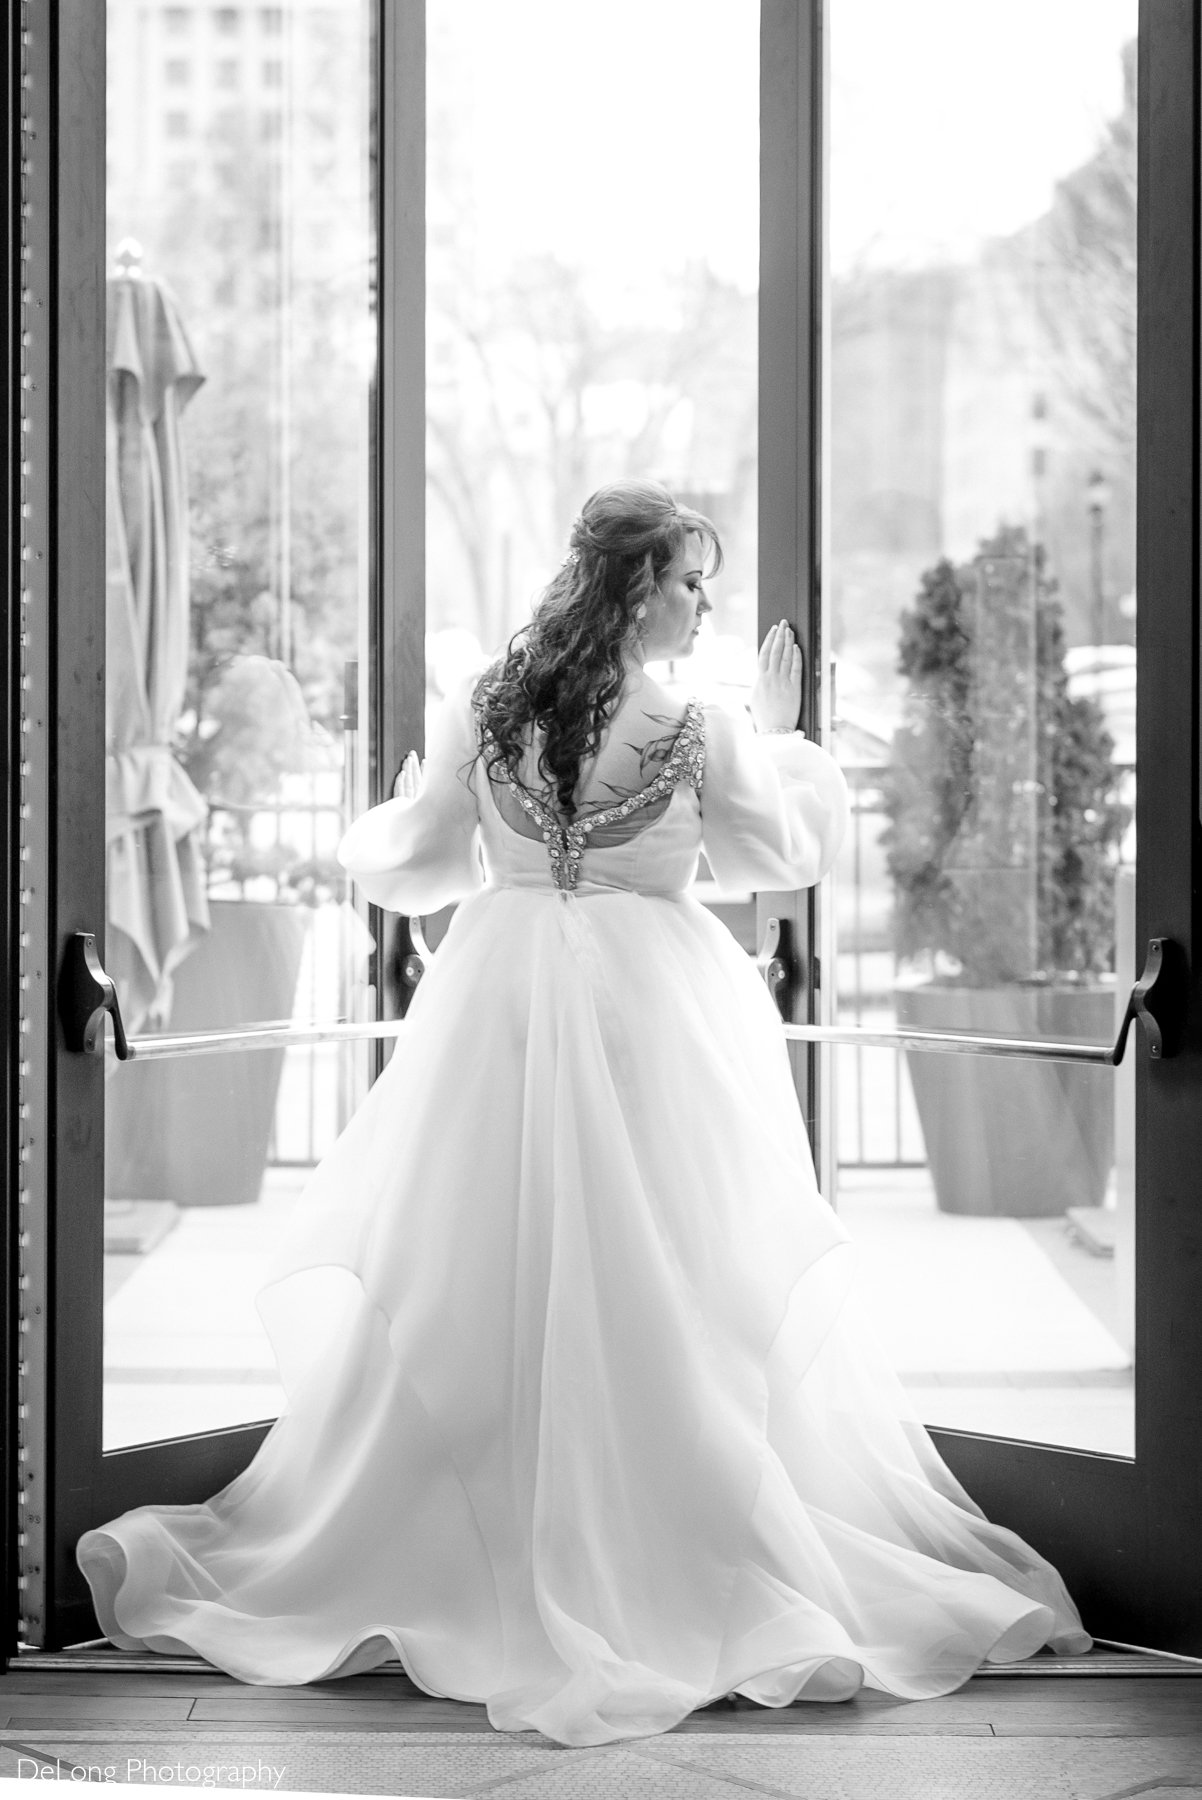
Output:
[
  {"left": 425, "top": 0, "right": 761, "bottom": 736},
  {"left": 103, "top": 0, "right": 375, "bottom": 1448},
  {"left": 828, "top": 1, "right": 1137, "bottom": 1455},
  {"left": 425, "top": 0, "right": 760, "bottom": 963}
]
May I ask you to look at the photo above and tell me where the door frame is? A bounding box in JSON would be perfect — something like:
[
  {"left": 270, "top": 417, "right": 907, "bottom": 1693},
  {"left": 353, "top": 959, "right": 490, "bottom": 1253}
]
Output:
[
  {"left": 1, "top": 0, "right": 21, "bottom": 1665},
  {"left": 8, "top": 0, "right": 1202, "bottom": 1657},
  {"left": 375, "top": 2, "right": 427, "bottom": 1036},
  {"left": 759, "top": 2, "right": 826, "bottom": 1175}
]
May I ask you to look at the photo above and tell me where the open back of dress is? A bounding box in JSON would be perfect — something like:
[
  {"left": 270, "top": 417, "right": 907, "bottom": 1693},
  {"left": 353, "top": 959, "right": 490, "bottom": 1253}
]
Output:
[{"left": 479, "top": 696, "right": 707, "bottom": 886}]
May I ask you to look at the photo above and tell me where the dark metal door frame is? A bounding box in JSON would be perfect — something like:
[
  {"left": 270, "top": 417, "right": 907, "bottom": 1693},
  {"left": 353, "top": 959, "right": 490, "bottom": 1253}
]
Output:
[
  {"left": 16, "top": 0, "right": 109, "bottom": 1656},
  {"left": 374, "top": 1, "right": 428, "bottom": 1042},
  {"left": 760, "top": 2, "right": 824, "bottom": 1164},
  {"left": 1, "top": 0, "right": 23, "bottom": 1666}
]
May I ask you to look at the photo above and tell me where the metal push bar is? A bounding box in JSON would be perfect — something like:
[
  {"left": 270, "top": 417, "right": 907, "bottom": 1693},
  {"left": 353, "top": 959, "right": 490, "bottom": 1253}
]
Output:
[{"left": 58, "top": 930, "right": 1188, "bottom": 1067}]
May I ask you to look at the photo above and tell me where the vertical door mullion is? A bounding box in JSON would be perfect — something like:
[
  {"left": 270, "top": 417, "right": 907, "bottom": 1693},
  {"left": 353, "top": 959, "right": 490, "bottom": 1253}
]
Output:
[
  {"left": 14, "top": 0, "right": 54, "bottom": 1653},
  {"left": 6, "top": 0, "right": 33, "bottom": 1657},
  {"left": 377, "top": 1, "right": 426, "bottom": 805},
  {"left": 759, "top": 2, "right": 824, "bottom": 1161},
  {"left": 1, "top": 0, "right": 18, "bottom": 1666},
  {"left": 373, "top": 0, "right": 425, "bottom": 1034}
]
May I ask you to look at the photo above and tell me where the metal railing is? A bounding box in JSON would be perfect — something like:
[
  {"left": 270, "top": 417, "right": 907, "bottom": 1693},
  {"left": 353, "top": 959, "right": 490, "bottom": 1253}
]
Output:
[
  {"left": 202, "top": 787, "right": 361, "bottom": 1166},
  {"left": 835, "top": 771, "right": 922, "bottom": 1167}
]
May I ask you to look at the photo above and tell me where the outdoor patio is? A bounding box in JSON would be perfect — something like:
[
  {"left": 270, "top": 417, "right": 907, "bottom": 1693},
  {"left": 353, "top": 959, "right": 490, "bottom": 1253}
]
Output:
[{"left": 103, "top": 1154, "right": 1133, "bottom": 1459}]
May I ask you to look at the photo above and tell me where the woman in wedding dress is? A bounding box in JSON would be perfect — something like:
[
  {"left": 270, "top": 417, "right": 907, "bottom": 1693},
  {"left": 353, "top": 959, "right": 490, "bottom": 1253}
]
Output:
[{"left": 79, "top": 479, "right": 1090, "bottom": 1747}]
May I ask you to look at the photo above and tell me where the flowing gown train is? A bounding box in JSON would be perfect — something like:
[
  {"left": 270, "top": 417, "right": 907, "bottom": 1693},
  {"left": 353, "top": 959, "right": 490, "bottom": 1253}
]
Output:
[{"left": 78, "top": 681, "right": 1090, "bottom": 1747}]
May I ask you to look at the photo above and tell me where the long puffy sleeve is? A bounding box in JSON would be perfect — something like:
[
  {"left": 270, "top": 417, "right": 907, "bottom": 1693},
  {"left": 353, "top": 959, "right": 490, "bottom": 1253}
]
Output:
[
  {"left": 337, "top": 676, "right": 484, "bottom": 913},
  {"left": 700, "top": 703, "right": 850, "bottom": 893}
]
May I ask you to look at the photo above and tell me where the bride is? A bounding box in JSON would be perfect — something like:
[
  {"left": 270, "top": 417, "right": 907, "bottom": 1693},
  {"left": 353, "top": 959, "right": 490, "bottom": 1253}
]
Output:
[{"left": 79, "top": 478, "right": 1089, "bottom": 1747}]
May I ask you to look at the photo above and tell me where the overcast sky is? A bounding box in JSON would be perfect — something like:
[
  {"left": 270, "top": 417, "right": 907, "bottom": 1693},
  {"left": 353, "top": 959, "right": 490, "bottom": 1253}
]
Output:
[
  {"left": 431, "top": 0, "right": 1136, "bottom": 302},
  {"left": 831, "top": 0, "right": 1138, "bottom": 274}
]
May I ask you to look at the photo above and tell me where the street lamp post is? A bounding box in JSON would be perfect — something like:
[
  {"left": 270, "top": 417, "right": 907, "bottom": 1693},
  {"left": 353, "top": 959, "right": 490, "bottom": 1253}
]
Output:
[{"left": 1087, "top": 468, "right": 1110, "bottom": 654}]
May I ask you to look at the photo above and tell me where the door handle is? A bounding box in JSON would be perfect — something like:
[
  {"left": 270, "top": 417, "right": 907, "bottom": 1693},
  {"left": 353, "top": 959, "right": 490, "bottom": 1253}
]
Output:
[
  {"left": 756, "top": 916, "right": 798, "bottom": 1015},
  {"left": 1113, "top": 936, "right": 1189, "bottom": 1063},
  {"left": 402, "top": 914, "right": 434, "bottom": 991},
  {"left": 58, "top": 932, "right": 130, "bottom": 1060}
]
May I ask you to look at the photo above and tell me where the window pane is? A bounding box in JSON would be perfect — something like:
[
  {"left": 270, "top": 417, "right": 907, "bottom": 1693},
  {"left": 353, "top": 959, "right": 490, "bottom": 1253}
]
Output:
[
  {"left": 828, "top": 0, "right": 1137, "bottom": 1456},
  {"left": 425, "top": 0, "right": 761, "bottom": 737},
  {"left": 104, "top": 0, "right": 375, "bottom": 1448}
]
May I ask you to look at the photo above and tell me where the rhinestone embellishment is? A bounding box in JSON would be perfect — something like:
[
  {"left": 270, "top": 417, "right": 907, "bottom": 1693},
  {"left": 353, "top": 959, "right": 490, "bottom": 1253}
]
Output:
[{"left": 481, "top": 700, "right": 707, "bottom": 892}]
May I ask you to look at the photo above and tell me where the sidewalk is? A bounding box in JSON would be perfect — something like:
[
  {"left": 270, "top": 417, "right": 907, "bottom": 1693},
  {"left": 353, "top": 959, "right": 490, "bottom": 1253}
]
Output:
[{"left": 103, "top": 1167, "right": 1135, "bottom": 1459}]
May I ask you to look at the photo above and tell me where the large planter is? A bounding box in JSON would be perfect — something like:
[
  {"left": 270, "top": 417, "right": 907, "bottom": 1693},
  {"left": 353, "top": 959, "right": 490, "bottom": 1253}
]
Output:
[
  {"left": 106, "top": 900, "right": 309, "bottom": 1207},
  {"left": 896, "top": 984, "right": 1115, "bottom": 1217}
]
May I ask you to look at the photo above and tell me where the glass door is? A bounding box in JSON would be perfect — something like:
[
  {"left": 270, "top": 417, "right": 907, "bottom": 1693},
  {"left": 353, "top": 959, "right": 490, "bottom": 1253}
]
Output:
[
  {"left": 815, "top": 0, "right": 1202, "bottom": 1649},
  {"left": 16, "top": 0, "right": 412, "bottom": 1649},
  {"left": 24, "top": 0, "right": 769, "bottom": 1656}
]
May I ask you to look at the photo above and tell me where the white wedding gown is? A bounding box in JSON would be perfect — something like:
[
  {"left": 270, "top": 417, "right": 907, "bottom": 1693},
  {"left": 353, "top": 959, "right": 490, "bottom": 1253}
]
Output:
[{"left": 79, "top": 681, "right": 1089, "bottom": 1747}]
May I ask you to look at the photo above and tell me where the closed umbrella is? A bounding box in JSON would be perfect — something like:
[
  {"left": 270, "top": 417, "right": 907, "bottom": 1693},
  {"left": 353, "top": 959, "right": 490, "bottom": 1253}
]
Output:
[{"left": 106, "top": 252, "right": 210, "bottom": 1034}]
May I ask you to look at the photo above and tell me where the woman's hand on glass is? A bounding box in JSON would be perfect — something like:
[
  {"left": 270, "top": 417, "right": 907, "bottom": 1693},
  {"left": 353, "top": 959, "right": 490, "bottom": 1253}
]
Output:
[
  {"left": 393, "top": 750, "right": 424, "bottom": 800},
  {"left": 750, "top": 621, "right": 803, "bottom": 733}
]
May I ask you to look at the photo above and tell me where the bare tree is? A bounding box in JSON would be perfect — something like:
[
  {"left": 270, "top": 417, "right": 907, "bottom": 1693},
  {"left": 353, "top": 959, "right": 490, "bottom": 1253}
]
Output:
[{"left": 1031, "top": 41, "right": 1136, "bottom": 464}]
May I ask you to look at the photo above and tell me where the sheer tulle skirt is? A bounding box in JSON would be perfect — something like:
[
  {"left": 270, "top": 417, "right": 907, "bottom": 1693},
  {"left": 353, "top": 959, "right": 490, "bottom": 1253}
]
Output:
[{"left": 78, "top": 884, "right": 1089, "bottom": 1747}]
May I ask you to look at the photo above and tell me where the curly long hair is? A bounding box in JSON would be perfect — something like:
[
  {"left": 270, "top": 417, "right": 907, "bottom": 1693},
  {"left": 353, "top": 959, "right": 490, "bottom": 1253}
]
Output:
[{"left": 474, "top": 479, "right": 722, "bottom": 819}]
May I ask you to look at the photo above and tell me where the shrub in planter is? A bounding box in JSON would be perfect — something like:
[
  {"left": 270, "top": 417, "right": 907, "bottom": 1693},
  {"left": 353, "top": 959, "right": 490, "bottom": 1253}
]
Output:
[{"left": 883, "top": 526, "right": 1129, "bottom": 1215}]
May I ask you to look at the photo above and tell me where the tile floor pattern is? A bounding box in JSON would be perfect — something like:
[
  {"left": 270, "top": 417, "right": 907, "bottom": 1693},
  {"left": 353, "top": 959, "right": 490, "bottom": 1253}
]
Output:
[
  {"left": 0, "top": 1667, "right": 1198, "bottom": 1800},
  {"left": 0, "top": 1730, "right": 1200, "bottom": 1798}
]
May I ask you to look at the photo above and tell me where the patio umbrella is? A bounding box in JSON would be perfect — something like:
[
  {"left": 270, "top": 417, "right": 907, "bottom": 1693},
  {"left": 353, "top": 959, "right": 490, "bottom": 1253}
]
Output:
[{"left": 106, "top": 259, "right": 211, "bottom": 1035}]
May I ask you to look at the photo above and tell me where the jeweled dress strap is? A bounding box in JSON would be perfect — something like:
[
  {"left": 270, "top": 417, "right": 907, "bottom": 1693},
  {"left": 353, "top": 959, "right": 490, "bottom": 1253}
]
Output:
[{"left": 477, "top": 699, "right": 706, "bottom": 892}]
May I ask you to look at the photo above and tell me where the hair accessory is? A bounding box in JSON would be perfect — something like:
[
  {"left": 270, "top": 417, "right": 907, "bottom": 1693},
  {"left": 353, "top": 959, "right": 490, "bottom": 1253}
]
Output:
[{"left": 563, "top": 547, "right": 581, "bottom": 568}]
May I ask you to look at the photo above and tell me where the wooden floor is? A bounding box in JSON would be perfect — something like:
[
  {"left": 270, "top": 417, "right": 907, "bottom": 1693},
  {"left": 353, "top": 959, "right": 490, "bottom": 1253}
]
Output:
[{"left": 0, "top": 1649, "right": 1197, "bottom": 1797}]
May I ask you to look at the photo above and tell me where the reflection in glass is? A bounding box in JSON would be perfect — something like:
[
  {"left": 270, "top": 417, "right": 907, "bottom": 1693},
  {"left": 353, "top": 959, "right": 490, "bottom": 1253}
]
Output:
[
  {"left": 829, "top": 1, "right": 1137, "bottom": 1455},
  {"left": 103, "top": 0, "right": 375, "bottom": 1448}
]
